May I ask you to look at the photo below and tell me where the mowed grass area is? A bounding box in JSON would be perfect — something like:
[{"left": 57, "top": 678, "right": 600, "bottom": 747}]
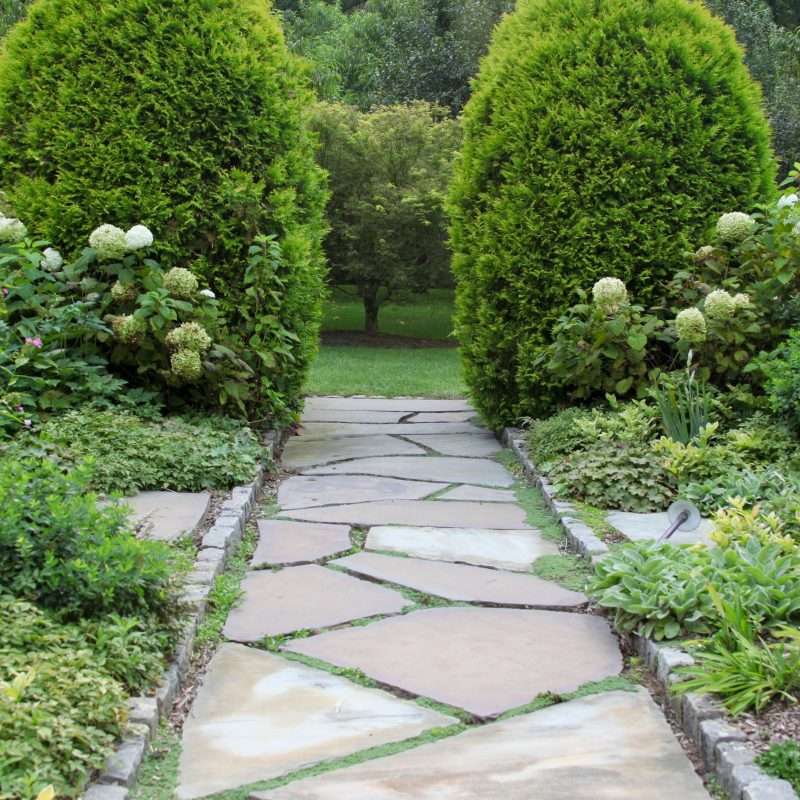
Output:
[{"left": 306, "top": 287, "right": 467, "bottom": 398}]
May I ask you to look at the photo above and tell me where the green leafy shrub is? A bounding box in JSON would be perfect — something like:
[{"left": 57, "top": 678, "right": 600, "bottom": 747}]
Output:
[
  {"left": 525, "top": 407, "right": 594, "bottom": 467},
  {"left": 0, "top": 458, "right": 183, "bottom": 621},
  {"left": 9, "top": 408, "right": 263, "bottom": 495},
  {"left": 757, "top": 740, "right": 800, "bottom": 793},
  {"left": 449, "top": 0, "right": 776, "bottom": 426},
  {"left": 0, "top": 598, "right": 127, "bottom": 799},
  {"left": 763, "top": 328, "right": 800, "bottom": 433},
  {"left": 0, "top": 0, "right": 327, "bottom": 420}
]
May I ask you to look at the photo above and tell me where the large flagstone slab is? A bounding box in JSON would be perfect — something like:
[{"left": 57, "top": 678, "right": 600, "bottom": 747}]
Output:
[
  {"left": 253, "top": 689, "right": 710, "bottom": 800},
  {"left": 306, "top": 397, "right": 473, "bottom": 413},
  {"left": 333, "top": 552, "right": 586, "bottom": 607},
  {"left": 122, "top": 491, "right": 210, "bottom": 542},
  {"left": 253, "top": 521, "right": 352, "bottom": 566},
  {"left": 282, "top": 435, "right": 426, "bottom": 470},
  {"left": 300, "top": 409, "right": 406, "bottom": 424},
  {"left": 366, "top": 526, "right": 555, "bottom": 571},
  {"left": 439, "top": 485, "right": 516, "bottom": 502},
  {"left": 607, "top": 510, "right": 714, "bottom": 546},
  {"left": 402, "top": 432, "right": 502, "bottom": 458},
  {"left": 305, "top": 456, "right": 513, "bottom": 487},
  {"left": 299, "top": 422, "right": 483, "bottom": 439},
  {"left": 283, "top": 500, "right": 530, "bottom": 529},
  {"left": 223, "top": 566, "right": 409, "bottom": 641},
  {"left": 178, "top": 643, "right": 455, "bottom": 799},
  {"left": 285, "top": 607, "right": 622, "bottom": 717},
  {"left": 278, "top": 475, "right": 442, "bottom": 510}
]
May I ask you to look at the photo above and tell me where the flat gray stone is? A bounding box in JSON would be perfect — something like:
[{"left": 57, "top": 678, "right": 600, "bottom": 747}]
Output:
[
  {"left": 439, "top": 485, "right": 516, "bottom": 502},
  {"left": 305, "top": 397, "right": 473, "bottom": 413},
  {"left": 278, "top": 474, "right": 443, "bottom": 509},
  {"left": 402, "top": 433, "right": 502, "bottom": 458},
  {"left": 299, "top": 422, "right": 483, "bottom": 440},
  {"left": 607, "top": 511, "right": 714, "bottom": 546},
  {"left": 283, "top": 435, "right": 426, "bottom": 470},
  {"left": 285, "top": 607, "right": 623, "bottom": 717},
  {"left": 223, "top": 565, "right": 409, "bottom": 640},
  {"left": 254, "top": 689, "right": 710, "bottom": 800},
  {"left": 366, "top": 526, "right": 555, "bottom": 571},
  {"left": 178, "top": 643, "right": 454, "bottom": 800},
  {"left": 408, "top": 412, "right": 476, "bottom": 423},
  {"left": 283, "top": 501, "right": 530, "bottom": 529},
  {"left": 122, "top": 491, "right": 210, "bottom": 542},
  {"left": 300, "top": 409, "right": 406, "bottom": 424},
  {"left": 253, "top": 520, "right": 352, "bottom": 565},
  {"left": 333, "top": 552, "right": 586, "bottom": 606},
  {"left": 305, "top": 456, "right": 513, "bottom": 487}
]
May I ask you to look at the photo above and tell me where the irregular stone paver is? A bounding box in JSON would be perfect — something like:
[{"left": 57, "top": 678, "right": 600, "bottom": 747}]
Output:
[
  {"left": 333, "top": 552, "right": 586, "bottom": 607},
  {"left": 300, "top": 409, "right": 406, "bottom": 424},
  {"left": 439, "top": 485, "right": 516, "bottom": 502},
  {"left": 252, "top": 520, "right": 352, "bottom": 565},
  {"left": 285, "top": 607, "right": 622, "bottom": 717},
  {"left": 299, "top": 422, "right": 483, "bottom": 439},
  {"left": 283, "top": 500, "right": 530, "bottom": 529},
  {"left": 607, "top": 510, "right": 715, "bottom": 546},
  {"left": 278, "top": 475, "right": 443, "bottom": 509},
  {"left": 122, "top": 491, "right": 210, "bottom": 542},
  {"left": 304, "top": 456, "right": 513, "bottom": 487},
  {"left": 178, "top": 643, "right": 455, "bottom": 800},
  {"left": 223, "top": 566, "right": 409, "bottom": 641},
  {"left": 306, "top": 397, "right": 473, "bottom": 413},
  {"left": 408, "top": 411, "right": 475, "bottom": 423},
  {"left": 366, "top": 526, "right": 555, "bottom": 571},
  {"left": 402, "top": 432, "right": 502, "bottom": 458},
  {"left": 254, "top": 689, "right": 710, "bottom": 800},
  {"left": 283, "top": 435, "right": 426, "bottom": 470}
]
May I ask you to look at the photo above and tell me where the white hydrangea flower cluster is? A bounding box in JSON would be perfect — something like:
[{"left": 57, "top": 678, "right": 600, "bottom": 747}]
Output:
[
  {"left": 0, "top": 215, "right": 27, "bottom": 243},
  {"left": 693, "top": 245, "right": 716, "bottom": 262},
  {"left": 199, "top": 288, "right": 216, "bottom": 300},
  {"left": 112, "top": 314, "right": 146, "bottom": 344},
  {"left": 171, "top": 349, "right": 203, "bottom": 381},
  {"left": 165, "top": 321, "right": 212, "bottom": 354},
  {"left": 704, "top": 289, "right": 735, "bottom": 322},
  {"left": 592, "top": 277, "right": 628, "bottom": 315},
  {"left": 89, "top": 224, "right": 128, "bottom": 261},
  {"left": 676, "top": 308, "right": 707, "bottom": 345},
  {"left": 716, "top": 212, "right": 756, "bottom": 243},
  {"left": 42, "top": 247, "right": 63, "bottom": 271},
  {"left": 125, "top": 224, "right": 154, "bottom": 251},
  {"left": 733, "top": 293, "right": 751, "bottom": 309},
  {"left": 777, "top": 193, "right": 799, "bottom": 210},
  {"left": 163, "top": 267, "right": 199, "bottom": 299},
  {"left": 111, "top": 280, "right": 138, "bottom": 303}
]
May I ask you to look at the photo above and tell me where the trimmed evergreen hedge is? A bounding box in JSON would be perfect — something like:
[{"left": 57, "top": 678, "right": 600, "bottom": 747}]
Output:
[
  {"left": 0, "top": 0, "right": 327, "bottom": 416},
  {"left": 448, "top": 0, "right": 777, "bottom": 427}
]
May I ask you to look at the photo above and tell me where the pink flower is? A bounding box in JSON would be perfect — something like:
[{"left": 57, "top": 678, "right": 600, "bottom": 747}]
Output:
[
  {"left": 2, "top": 288, "right": 7, "bottom": 296},
  {"left": 24, "top": 337, "right": 43, "bottom": 348}
]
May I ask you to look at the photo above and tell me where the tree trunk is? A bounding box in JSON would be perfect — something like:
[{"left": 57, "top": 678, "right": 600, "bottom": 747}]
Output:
[{"left": 364, "top": 290, "right": 380, "bottom": 335}]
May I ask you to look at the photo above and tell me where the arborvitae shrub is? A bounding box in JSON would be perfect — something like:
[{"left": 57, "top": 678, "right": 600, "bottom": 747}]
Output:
[
  {"left": 448, "top": 0, "right": 777, "bottom": 427},
  {"left": 0, "top": 0, "right": 327, "bottom": 417}
]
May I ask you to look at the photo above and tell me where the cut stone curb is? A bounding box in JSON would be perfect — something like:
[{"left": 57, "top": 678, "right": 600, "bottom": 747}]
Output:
[
  {"left": 402, "top": 432, "right": 502, "bottom": 458},
  {"left": 437, "top": 485, "right": 515, "bottom": 503},
  {"left": 366, "top": 525, "right": 555, "bottom": 571},
  {"left": 255, "top": 689, "right": 709, "bottom": 800},
  {"left": 283, "top": 500, "right": 530, "bottom": 529},
  {"left": 120, "top": 491, "right": 211, "bottom": 542},
  {"left": 283, "top": 435, "right": 426, "bottom": 470},
  {"left": 303, "top": 456, "right": 514, "bottom": 487},
  {"left": 333, "top": 552, "right": 586, "bottom": 607},
  {"left": 178, "top": 643, "right": 455, "bottom": 800},
  {"left": 305, "top": 397, "right": 474, "bottom": 413},
  {"left": 223, "top": 565, "right": 410, "bottom": 641},
  {"left": 253, "top": 520, "right": 353, "bottom": 566},
  {"left": 278, "top": 474, "right": 444, "bottom": 509},
  {"left": 285, "top": 606, "right": 623, "bottom": 717},
  {"left": 298, "top": 422, "right": 483, "bottom": 439}
]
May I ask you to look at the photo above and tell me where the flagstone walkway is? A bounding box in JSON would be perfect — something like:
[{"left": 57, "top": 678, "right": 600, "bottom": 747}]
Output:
[{"left": 177, "top": 396, "right": 711, "bottom": 800}]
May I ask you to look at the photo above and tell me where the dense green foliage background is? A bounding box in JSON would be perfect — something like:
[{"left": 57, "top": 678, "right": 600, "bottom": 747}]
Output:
[{"left": 450, "top": 0, "right": 777, "bottom": 427}]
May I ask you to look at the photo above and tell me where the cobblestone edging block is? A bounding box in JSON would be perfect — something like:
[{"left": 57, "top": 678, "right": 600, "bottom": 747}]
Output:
[
  {"left": 500, "top": 427, "right": 798, "bottom": 800},
  {"left": 500, "top": 428, "right": 609, "bottom": 559},
  {"left": 81, "top": 430, "right": 286, "bottom": 800}
]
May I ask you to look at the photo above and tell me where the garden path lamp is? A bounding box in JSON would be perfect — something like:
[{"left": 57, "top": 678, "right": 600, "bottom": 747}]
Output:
[{"left": 657, "top": 501, "right": 702, "bottom": 543}]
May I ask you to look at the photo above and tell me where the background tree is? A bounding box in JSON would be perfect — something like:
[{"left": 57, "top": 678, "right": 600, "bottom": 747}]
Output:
[{"left": 312, "top": 101, "right": 460, "bottom": 334}]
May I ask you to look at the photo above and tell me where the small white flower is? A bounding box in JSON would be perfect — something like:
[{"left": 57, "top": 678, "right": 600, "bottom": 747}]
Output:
[
  {"left": 125, "top": 224, "right": 154, "bottom": 251},
  {"left": 89, "top": 224, "right": 127, "bottom": 260},
  {"left": 777, "top": 193, "right": 799, "bottom": 210},
  {"left": 717, "top": 212, "right": 756, "bottom": 243},
  {"left": 42, "top": 247, "right": 63, "bottom": 271},
  {"left": 199, "top": 289, "right": 216, "bottom": 299},
  {"left": 0, "top": 215, "right": 27, "bottom": 243}
]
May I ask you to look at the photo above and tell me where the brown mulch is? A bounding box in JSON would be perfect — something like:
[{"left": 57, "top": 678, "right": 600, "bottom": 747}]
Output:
[
  {"left": 321, "top": 330, "right": 458, "bottom": 349},
  {"left": 738, "top": 702, "right": 800, "bottom": 753}
]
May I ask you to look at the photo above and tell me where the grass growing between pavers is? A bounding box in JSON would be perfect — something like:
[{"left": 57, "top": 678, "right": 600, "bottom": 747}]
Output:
[
  {"left": 130, "top": 724, "right": 182, "bottom": 800},
  {"left": 532, "top": 554, "right": 592, "bottom": 593}
]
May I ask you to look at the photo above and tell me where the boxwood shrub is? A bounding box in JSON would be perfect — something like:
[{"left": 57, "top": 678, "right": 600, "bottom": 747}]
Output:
[{"left": 448, "top": 0, "right": 777, "bottom": 427}]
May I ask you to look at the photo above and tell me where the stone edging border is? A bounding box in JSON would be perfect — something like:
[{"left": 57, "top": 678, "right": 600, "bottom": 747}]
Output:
[
  {"left": 500, "top": 426, "right": 799, "bottom": 800},
  {"left": 81, "top": 429, "right": 287, "bottom": 800}
]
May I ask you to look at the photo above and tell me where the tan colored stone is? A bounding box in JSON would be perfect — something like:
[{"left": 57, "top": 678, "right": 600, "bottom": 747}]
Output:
[
  {"left": 402, "top": 433, "right": 502, "bottom": 458},
  {"left": 299, "top": 422, "right": 483, "bottom": 439},
  {"left": 304, "top": 456, "right": 513, "bottom": 487},
  {"left": 285, "top": 607, "right": 622, "bottom": 717},
  {"left": 178, "top": 644, "right": 454, "bottom": 799},
  {"left": 253, "top": 521, "right": 352, "bottom": 565},
  {"left": 333, "top": 552, "right": 586, "bottom": 607},
  {"left": 305, "top": 397, "right": 473, "bottom": 413},
  {"left": 121, "top": 491, "right": 210, "bottom": 542},
  {"left": 254, "top": 689, "right": 710, "bottom": 800},
  {"left": 366, "top": 525, "right": 554, "bottom": 570},
  {"left": 283, "top": 500, "right": 529, "bottom": 529},
  {"left": 278, "top": 475, "right": 442, "bottom": 509},
  {"left": 223, "top": 566, "right": 409, "bottom": 641},
  {"left": 282, "top": 435, "right": 425, "bottom": 470},
  {"left": 439, "top": 485, "right": 516, "bottom": 502}
]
